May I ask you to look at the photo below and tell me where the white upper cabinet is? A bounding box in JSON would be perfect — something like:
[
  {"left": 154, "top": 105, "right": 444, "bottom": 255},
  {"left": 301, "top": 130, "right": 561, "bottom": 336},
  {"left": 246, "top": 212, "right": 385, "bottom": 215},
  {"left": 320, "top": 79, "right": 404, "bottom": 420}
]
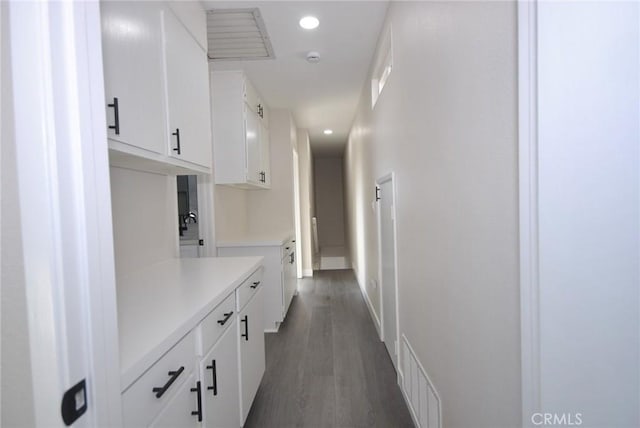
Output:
[
  {"left": 101, "top": 1, "right": 166, "bottom": 155},
  {"left": 210, "top": 71, "right": 271, "bottom": 189},
  {"left": 101, "top": 1, "right": 212, "bottom": 174},
  {"left": 163, "top": 7, "right": 212, "bottom": 168}
]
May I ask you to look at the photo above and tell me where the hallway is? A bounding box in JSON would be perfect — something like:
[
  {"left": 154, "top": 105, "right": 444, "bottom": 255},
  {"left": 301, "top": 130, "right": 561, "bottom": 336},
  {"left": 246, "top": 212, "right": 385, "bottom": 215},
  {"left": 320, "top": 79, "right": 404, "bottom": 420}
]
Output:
[{"left": 245, "top": 270, "right": 413, "bottom": 428}]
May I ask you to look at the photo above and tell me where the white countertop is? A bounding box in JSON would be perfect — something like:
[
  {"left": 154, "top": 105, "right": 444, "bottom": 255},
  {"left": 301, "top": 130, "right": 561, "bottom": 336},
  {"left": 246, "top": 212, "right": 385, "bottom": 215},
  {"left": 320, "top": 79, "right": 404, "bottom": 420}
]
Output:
[
  {"left": 216, "top": 230, "right": 294, "bottom": 248},
  {"left": 117, "top": 256, "right": 263, "bottom": 391}
]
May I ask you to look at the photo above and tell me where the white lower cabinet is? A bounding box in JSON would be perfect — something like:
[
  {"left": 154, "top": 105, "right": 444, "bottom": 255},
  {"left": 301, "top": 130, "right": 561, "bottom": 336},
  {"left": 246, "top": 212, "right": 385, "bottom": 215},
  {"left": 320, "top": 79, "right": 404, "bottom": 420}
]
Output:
[
  {"left": 150, "top": 372, "right": 201, "bottom": 427},
  {"left": 121, "top": 266, "right": 264, "bottom": 427},
  {"left": 238, "top": 287, "right": 266, "bottom": 425},
  {"left": 218, "top": 237, "right": 296, "bottom": 332},
  {"left": 199, "top": 321, "right": 240, "bottom": 428}
]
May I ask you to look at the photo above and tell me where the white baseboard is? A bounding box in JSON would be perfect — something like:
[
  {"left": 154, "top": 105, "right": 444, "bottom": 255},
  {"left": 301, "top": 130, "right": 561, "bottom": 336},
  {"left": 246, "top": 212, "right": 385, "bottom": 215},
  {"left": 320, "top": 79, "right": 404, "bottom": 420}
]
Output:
[
  {"left": 354, "top": 273, "right": 381, "bottom": 339},
  {"left": 302, "top": 269, "right": 313, "bottom": 277}
]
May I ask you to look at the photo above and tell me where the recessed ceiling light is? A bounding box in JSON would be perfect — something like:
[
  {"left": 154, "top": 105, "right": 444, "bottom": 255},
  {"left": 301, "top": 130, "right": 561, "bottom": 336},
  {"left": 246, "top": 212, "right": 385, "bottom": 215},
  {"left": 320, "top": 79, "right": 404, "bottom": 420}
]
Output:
[
  {"left": 323, "top": 129, "right": 333, "bottom": 135},
  {"left": 299, "top": 16, "right": 319, "bottom": 30}
]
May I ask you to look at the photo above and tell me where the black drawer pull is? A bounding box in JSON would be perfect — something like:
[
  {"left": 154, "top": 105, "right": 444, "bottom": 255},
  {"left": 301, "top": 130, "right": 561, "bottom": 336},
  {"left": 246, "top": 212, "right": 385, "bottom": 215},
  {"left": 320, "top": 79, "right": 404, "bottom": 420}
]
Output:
[
  {"left": 206, "top": 360, "right": 217, "bottom": 396},
  {"left": 217, "top": 311, "right": 233, "bottom": 326},
  {"left": 107, "top": 97, "right": 120, "bottom": 135},
  {"left": 286, "top": 247, "right": 290, "bottom": 250},
  {"left": 152, "top": 366, "right": 184, "bottom": 398},
  {"left": 250, "top": 281, "right": 260, "bottom": 289},
  {"left": 241, "top": 315, "right": 248, "bottom": 341},
  {"left": 191, "top": 381, "right": 202, "bottom": 422},
  {"left": 172, "top": 128, "right": 181, "bottom": 155}
]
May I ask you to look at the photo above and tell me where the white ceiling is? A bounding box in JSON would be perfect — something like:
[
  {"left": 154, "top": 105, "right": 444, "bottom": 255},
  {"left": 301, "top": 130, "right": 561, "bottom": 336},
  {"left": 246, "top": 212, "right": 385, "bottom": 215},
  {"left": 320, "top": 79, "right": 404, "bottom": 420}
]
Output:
[{"left": 203, "top": 0, "right": 389, "bottom": 157}]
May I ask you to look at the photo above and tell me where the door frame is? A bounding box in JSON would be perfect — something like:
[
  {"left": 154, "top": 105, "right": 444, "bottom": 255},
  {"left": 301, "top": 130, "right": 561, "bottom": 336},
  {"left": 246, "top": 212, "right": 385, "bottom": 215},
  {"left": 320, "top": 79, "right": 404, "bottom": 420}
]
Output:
[
  {"left": 518, "top": 2, "right": 541, "bottom": 425},
  {"left": 8, "top": 1, "right": 122, "bottom": 425},
  {"left": 376, "top": 172, "right": 400, "bottom": 368}
]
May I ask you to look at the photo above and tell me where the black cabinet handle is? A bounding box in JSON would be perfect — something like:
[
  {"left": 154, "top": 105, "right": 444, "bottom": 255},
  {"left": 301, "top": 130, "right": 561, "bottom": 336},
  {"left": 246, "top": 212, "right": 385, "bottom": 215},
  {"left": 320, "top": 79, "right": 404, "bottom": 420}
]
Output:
[
  {"left": 107, "top": 97, "right": 120, "bottom": 135},
  {"left": 152, "top": 366, "right": 184, "bottom": 398},
  {"left": 241, "top": 315, "right": 248, "bottom": 341},
  {"left": 172, "top": 128, "right": 181, "bottom": 155},
  {"left": 206, "top": 360, "right": 217, "bottom": 396},
  {"left": 217, "top": 311, "right": 233, "bottom": 326},
  {"left": 250, "top": 281, "right": 260, "bottom": 289},
  {"left": 286, "top": 247, "right": 290, "bottom": 250},
  {"left": 190, "top": 381, "right": 202, "bottom": 422},
  {"left": 290, "top": 253, "right": 295, "bottom": 264}
]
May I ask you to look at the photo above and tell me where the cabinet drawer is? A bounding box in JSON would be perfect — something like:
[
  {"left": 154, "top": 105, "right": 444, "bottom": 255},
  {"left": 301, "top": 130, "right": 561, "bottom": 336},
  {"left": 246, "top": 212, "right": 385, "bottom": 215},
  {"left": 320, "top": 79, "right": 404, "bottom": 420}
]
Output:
[
  {"left": 236, "top": 269, "right": 262, "bottom": 312},
  {"left": 198, "top": 291, "right": 236, "bottom": 355},
  {"left": 122, "top": 330, "right": 196, "bottom": 428}
]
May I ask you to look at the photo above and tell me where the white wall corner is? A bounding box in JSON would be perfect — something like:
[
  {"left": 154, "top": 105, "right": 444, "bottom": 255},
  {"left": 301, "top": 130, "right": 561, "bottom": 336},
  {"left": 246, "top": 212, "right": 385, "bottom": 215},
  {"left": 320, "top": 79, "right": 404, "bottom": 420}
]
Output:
[{"left": 302, "top": 269, "right": 314, "bottom": 277}]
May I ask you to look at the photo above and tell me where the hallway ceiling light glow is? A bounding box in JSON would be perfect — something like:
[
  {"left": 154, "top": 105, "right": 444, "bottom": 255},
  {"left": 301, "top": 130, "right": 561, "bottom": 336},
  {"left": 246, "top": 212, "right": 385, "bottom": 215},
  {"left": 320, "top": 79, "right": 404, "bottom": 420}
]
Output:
[
  {"left": 323, "top": 129, "right": 333, "bottom": 135},
  {"left": 299, "top": 16, "right": 319, "bottom": 30}
]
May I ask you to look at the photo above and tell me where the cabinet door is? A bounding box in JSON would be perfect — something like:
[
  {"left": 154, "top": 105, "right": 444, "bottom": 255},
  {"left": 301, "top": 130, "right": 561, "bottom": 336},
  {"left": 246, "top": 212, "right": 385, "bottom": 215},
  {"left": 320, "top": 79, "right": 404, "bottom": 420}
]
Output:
[
  {"left": 283, "top": 252, "right": 296, "bottom": 317},
  {"left": 101, "top": 1, "right": 165, "bottom": 154},
  {"left": 150, "top": 373, "right": 201, "bottom": 428},
  {"left": 200, "top": 322, "right": 240, "bottom": 428},
  {"left": 260, "top": 122, "right": 271, "bottom": 187},
  {"left": 163, "top": 8, "right": 212, "bottom": 168},
  {"left": 245, "top": 107, "right": 262, "bottom": 185},
  {"left": 238, "top": 288, "right": 265, "bottom": 424}
]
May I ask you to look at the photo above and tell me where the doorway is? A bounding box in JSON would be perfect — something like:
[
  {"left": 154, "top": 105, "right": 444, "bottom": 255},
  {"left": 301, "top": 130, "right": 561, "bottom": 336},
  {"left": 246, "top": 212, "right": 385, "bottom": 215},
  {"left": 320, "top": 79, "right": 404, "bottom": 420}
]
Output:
[
  {"left": 377, "top": 173, "right": 399, "bottom": 370},
  {"left": 313, "top": 156, "right": 349, "bottom": 270}
]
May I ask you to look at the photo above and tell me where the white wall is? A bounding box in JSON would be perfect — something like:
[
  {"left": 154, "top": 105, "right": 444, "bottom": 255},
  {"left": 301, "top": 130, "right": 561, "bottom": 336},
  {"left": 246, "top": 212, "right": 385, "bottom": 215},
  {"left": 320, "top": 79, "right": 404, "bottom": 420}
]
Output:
[
  {"left": 313, "top": 157, "right": 346, "bottom": 248},
  {"left": 345, "top": 2, "right": 520, "bottom": 427},
  {"left": 297, "top": 129, "right": 315, "bottom": 275},
  {"left": 214, "top": 185, "right": 248, "bottom": 241},
  {"left": 1, "top": 3, "right": 36, "bottom": 423},
  {"left": 110, "top": 167, "right": 179, "bottom": 278},
  {"left": 247, "top": 109, "right": 296, "bottom": 235}
]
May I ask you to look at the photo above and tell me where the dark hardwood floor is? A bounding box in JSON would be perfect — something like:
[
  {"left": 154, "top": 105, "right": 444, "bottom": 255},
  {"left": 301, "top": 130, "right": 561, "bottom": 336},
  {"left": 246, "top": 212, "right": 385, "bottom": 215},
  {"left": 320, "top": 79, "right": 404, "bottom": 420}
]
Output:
[{"left": 244, "top": 270, "right": 413, "bottom": 428}]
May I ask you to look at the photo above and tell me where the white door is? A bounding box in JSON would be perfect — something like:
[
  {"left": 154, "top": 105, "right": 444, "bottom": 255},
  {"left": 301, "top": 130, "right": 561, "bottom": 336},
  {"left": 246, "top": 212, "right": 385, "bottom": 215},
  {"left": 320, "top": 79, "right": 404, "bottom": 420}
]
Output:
[
  {"left": 378, "top": 175, "right": 398, "bottom": 370},
  {"left": 519, "top": 2, "right": 639, "bottom": 426},
  {"left": 238, "top": 288, "right": 265, "bottom": 424},
  {"left": 163, "top": 7, "right": 212, "bottom": 168},
  {"left": 245, "top": 107, "right": 261, "bottom": 185},
  {"left": 8, "top": 1, "right": 121, "bottom": 425},
  {"left": 260, "top": 121, "right": 271, "bottom": 186},
  {"left": 101, "top": 1, "right": 166, "bottom": 154},
  {"left": 200, "top": 322, "right": 240, "bottom": 428}
]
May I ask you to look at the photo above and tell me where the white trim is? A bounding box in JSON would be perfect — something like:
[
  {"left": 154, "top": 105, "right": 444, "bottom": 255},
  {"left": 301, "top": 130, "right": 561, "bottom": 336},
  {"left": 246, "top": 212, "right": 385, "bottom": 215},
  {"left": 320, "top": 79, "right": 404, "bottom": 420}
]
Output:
[
  {"left": 518, "top": 1, "right": 541, "bottom": 425},
  {"left": 376, "top": 172, "right": 400, "bottom": 371},
  {"left": 302, "top": 268, "right": 314, "bottom": 277},
  {"left": 355, "top": 273, "right": 381, "bottom": 338}
]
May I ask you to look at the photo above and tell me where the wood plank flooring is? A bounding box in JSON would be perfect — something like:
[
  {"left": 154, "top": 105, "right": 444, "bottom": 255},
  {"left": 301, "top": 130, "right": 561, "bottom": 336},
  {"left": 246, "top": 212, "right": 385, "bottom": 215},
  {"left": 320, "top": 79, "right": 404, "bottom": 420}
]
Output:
[{"left": 244, "top": 270, "right": 413, "bottom": 428}]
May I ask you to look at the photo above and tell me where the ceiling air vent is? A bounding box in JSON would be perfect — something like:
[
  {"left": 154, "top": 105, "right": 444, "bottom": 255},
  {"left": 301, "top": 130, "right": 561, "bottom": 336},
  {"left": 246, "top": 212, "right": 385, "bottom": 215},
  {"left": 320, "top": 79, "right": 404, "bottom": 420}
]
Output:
[{"left": 207, "top": 8, "right": 275, "bottom": 61}]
